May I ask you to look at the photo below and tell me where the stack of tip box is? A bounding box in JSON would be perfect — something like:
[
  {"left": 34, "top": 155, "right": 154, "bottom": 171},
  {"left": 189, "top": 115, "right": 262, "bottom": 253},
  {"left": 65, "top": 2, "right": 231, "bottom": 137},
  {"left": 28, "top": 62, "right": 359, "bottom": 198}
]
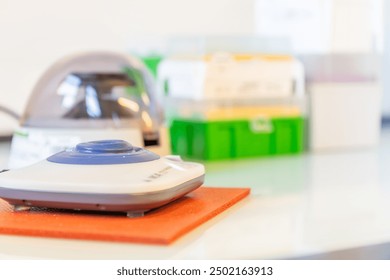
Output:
[{"left": 158, "top": 53, "right": 306, "bottom": 160}]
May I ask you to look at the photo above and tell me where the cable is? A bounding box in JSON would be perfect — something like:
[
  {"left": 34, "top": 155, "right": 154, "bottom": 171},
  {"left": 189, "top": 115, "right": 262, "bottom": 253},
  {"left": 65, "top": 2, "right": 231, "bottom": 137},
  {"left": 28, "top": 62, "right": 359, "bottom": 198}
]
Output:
[{"left": 0, "top": 104, "right": 20, "bottom": 120}]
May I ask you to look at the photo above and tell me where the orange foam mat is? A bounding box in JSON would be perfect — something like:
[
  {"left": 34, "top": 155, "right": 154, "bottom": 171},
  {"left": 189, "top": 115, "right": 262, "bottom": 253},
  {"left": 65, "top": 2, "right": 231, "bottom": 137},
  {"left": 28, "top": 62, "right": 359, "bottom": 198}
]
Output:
[{"left": 0, "top": 187, "right": 250, "bottom": 245}]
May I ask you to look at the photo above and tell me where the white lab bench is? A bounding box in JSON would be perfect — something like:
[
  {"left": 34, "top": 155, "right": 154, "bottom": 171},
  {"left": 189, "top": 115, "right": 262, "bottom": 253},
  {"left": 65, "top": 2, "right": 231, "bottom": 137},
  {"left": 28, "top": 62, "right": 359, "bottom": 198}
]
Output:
[{"left": 0, "top": 129, "right": 390, "bottom": 260}]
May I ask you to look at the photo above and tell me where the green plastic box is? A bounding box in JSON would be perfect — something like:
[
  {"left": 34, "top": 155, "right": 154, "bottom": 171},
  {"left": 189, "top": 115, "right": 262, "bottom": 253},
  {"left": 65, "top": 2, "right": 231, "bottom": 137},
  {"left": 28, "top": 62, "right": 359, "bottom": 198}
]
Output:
[{"left": 170, "top": 117, "right": 305, "bottom": 160}]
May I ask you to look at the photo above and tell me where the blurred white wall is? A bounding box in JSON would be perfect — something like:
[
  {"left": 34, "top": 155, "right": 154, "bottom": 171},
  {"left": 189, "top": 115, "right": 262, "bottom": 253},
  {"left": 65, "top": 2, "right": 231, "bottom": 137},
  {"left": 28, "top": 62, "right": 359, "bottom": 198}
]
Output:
[
  {"left": 0, "top": 0, "right": 255, "bottom": 134},
  {"left": 0, "top": 0, "right": 387, "bottom": 135}
]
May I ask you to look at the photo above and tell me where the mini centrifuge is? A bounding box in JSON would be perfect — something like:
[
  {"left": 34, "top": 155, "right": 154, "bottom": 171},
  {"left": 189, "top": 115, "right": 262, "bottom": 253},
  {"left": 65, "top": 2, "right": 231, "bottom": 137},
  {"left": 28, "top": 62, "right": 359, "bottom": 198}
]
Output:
[{"left": 0, "top": 140, "right": 205, "bottom": 217}]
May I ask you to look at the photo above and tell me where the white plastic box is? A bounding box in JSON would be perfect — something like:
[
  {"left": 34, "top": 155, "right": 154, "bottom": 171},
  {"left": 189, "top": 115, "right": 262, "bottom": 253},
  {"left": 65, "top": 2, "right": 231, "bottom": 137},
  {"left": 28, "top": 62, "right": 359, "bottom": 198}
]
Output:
[
  {"left": 301, "top": 54, "right": 382, "bottom": 151},
  {"left": 158, "top": 53, "right": 305, "bottom": 101}
]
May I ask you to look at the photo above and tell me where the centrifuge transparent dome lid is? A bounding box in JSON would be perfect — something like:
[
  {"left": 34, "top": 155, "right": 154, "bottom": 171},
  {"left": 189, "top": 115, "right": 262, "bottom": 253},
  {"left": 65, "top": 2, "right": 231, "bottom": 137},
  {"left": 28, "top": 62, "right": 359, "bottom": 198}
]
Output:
[{"left": 21, "top": 51, "right": 162, "bottom": 137}]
